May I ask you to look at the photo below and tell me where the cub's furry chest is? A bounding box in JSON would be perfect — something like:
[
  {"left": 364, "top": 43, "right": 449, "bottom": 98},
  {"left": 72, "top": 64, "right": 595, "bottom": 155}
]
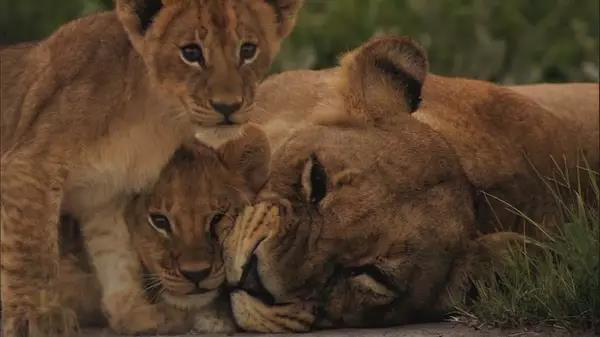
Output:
[{"left": 62, "top": 117, "right": 189, "bottom": 217}]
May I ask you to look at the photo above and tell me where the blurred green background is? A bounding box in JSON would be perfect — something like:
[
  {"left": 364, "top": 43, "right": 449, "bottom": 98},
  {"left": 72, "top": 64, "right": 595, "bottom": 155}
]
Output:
[{"left": 1, "top": 0, "right": 598, "bottom": 84}]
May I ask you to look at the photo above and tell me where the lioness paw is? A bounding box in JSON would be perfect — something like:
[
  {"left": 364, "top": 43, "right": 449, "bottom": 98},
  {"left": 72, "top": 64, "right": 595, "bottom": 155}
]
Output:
[
  {"left": 255, "top": 190, "right": 293, "bottom": 220},
  {"left": 192, "top": 308, "right": 237, "bottom": 334}
]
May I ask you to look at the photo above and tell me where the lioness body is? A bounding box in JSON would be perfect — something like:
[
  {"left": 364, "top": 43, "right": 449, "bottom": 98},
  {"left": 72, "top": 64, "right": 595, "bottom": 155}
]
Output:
[
  {"left": 0, "top": 1, "right": 302, "bottom": 335},
  {"left": 253, "top": 71, "right": 598, "bottom": 230},
  {"left": 509, "top": 82, "right": 599, "bottom": 144},
  {"left": 225, "top": 37, "right": 599, "bottom": 331}
]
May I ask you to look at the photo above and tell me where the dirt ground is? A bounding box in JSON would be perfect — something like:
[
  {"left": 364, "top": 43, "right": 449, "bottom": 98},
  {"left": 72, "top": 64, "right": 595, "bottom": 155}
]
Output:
[{"left": 80, "top": 322, "right": 593, "bottom": 337}]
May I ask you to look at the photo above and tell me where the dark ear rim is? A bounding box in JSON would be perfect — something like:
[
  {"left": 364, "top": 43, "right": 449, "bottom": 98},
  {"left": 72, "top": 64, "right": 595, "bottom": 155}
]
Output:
[
  {"left": 133, "top": 0, "right": 163, "bottom": 32},
  {"left": 373, "top": 57, "right": 423, "bottom": 112},
  {"left": 117, "top": 0, "right": 164, "bottom": 35},
  {"left": 265, "top": 0, "right": 284, "bottom": 23},
  {"left": 340, "top": 35, "right": 429, "bottom": 116},
  {"left": 364, "top": 36, "right": 428, "bottom": 113},
  {"left": 139, "top": 0, "right": 163, "bottom": 32},
  {"left": 264, "top": 0, "right": 305, "bottom": 37}
]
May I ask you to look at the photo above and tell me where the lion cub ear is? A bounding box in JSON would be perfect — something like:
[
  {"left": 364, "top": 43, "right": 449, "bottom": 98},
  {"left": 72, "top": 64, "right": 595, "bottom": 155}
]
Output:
[
  {"left": 219, "top": 124, "right": 271, "bottom": 193},
  {"left": 336, "top": 36, "right": 428, "bottom": 125},
  {"left": 265, "top": 0, "right": 305, "bottom": 37},
  {"left": 116, "top": 0, "right": 177, "bottom": 52}
]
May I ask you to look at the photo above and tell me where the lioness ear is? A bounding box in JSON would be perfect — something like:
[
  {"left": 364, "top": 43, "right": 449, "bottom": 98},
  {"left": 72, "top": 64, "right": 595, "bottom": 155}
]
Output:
[
  {"left": 337, "top": 36, "right": 428, "bottom": 124},
  {"left": 219, "top": 124, "right": 271, "bottom": 193},
  {"left": 116, "top": 0, "right": 170, "bottom": 51},
  {"left": 265, "top": 0, "right": 304, "bottom": 37}
]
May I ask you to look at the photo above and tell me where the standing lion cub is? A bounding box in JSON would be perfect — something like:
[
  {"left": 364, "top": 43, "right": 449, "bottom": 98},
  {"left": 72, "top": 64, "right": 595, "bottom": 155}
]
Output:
[{"left": 0, "top": 0, "right": 303, "bottom": 336}]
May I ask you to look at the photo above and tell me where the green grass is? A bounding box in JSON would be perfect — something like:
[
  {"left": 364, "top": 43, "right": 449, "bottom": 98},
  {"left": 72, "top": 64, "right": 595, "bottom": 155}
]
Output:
[{"left": 453, "top": 159, "right": 599, "bottom": 331}]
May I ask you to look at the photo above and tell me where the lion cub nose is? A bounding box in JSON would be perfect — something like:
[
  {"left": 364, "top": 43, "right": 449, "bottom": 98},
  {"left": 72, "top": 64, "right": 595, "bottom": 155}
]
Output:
[
  {"left": 210, "top": 100, "right": 242, "bottom": 118},
  {"left": 180, "top": 268, "right": 211, "bottom": 283}
]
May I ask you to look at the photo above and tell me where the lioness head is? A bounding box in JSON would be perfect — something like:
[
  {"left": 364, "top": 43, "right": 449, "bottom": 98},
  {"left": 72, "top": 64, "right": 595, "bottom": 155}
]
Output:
[
  {"left": 224, "top": 37, "right": 518, "bottom": 331},
  {"left": 125, "top": 124, "right": 270, "bottom": 310},
  {"left": 116, "top": 0, "right": 303, "bottom": 136}
]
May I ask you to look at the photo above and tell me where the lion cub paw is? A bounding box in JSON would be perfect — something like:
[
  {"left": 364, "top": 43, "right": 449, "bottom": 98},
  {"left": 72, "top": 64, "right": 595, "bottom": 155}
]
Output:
[
  {"left": 107, "top": 302, "right": 191, "bottom": 335},
  {"left": 2, "top": 304, "right": 79, "bottom": 337}
]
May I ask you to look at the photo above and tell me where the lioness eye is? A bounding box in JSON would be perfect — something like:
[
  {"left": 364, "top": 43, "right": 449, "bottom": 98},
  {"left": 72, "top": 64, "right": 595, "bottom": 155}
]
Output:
[
  {"left": 310, "top": 156, "right": 328, "bottom": 204},
  {"left": 240, "top": 42, "right": 258, "bottom": 64},
  {"left": 302, "top": 154, "right": 328, "bottom": 205},
  {"left": 180, "top": 44, "right": 205, "bottom": 66},
  {"left": 148, "top": 213, "right": 172, "bottom": 235},
  {"left": 209, "top": 212, "right": 225, "bottom": 239}
]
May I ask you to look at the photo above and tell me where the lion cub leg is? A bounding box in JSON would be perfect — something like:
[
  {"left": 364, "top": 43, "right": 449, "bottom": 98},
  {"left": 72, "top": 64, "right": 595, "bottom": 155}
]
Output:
[
  {"left": 1, "top": 153, "right": 77, "bottom": 337},
  {"left": 81, "top": 203, "right": 191, "bottom": 334}
]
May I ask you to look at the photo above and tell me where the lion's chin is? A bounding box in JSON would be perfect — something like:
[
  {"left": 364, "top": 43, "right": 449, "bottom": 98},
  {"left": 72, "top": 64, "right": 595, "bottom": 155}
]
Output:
[
  {"left": 162, "top": 290, "right": 220, "bottom": 310},
  {"left": 230, "top": 290, "right": 316, "bottom": 333},
  {"left": 194, "top": 125, "right": 244, "bottom": 149}
]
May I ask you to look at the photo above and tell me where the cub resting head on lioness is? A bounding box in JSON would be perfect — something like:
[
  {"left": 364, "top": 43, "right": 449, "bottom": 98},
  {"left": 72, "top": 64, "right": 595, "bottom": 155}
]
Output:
[
  {"left": 223, "top": 36, "right": 599, "bottom": 331},
  {"left": 56, "top": 125, "right": 270, "bottom": 333},
  {"left": 0, "top": 0, "right": 301, "bottom": 335}
]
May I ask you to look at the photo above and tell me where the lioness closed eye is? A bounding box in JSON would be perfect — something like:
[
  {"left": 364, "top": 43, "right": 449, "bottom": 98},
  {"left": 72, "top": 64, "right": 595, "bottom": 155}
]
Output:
[{"left": 0, "top": 0, "right": 302, "bottom": 336}]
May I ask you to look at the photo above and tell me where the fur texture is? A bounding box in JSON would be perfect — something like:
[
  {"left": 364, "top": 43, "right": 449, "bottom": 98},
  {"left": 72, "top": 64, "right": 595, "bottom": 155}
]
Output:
[
  {"left": 48, "top": 124, "right": 271, "bottom": 333},
  {"left": 223, "top": 36, "right": 599, "bottom": 332},
  {"left": 0, "top": 1, "right": 301, "bottom": 336},
  {"left": 125, "top": 124, "right": 270, "bottom": 333}
]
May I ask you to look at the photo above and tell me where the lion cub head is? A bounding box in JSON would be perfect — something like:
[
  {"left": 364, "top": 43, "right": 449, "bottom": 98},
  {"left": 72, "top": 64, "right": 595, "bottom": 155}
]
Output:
[
  {"left": 116, "top": 0, "right": 303, "bottom": 137},
  {"left": 125, "top": 124, "right": 270, "bottom": 310}
]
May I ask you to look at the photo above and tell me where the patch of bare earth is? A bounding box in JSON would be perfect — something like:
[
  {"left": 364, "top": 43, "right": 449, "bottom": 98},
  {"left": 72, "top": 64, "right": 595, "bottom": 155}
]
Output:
[{"left": 79, "top": 322, "right": 593, "bottom": 337}]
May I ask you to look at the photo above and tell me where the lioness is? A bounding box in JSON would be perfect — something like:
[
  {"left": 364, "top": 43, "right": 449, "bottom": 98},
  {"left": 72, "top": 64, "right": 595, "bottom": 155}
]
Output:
[
  {"left": 223, "top": 36, "right": 599, "bottom": 331},
  {"left": 0, "top": 0, "right": 302, "bottom": 336}
]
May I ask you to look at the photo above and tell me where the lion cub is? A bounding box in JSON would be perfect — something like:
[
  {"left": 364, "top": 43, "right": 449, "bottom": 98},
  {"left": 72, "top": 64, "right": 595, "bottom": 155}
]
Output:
[
  {"left": 0, "top": 0, "right": 302, "bottom": 335},
  {"left": 124, "top": 125, "right": 270, "bottom": 332},
  {"left": 55, "top": 125, "right": 270, "bottom": 332}
]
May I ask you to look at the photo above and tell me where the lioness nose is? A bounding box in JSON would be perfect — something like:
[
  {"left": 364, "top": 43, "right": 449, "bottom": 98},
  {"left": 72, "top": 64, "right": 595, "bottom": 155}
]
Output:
[
  {"left": 210, "top": 100, "right": 242, "bottom": 117},
  {"left": 180, "top": 268, "right": 211, "bottom": 283}
]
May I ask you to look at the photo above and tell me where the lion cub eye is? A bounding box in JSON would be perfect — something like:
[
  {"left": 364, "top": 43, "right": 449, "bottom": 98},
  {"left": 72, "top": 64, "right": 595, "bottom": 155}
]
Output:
[
  {"left": 148, "top": 213, "right": 172, "bottom": 236},
  {"left": 180, "top": 44, "right": 205, "bottom": 66},
  {"left": 239, "top": 42, "right": 258, "bottom": 64}
]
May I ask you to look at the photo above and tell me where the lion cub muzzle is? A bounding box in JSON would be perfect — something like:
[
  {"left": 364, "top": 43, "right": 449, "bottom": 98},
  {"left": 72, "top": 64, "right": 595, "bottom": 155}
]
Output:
[{"left": 209, "top": 98, "right": 244, "bottom": 125}]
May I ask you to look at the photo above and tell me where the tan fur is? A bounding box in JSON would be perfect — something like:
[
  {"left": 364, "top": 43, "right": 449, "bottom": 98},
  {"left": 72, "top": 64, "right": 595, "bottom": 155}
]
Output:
[
  {"left": 222, "top": 36, "right": 599, "bottom": 332},
  {"left": 0, "top": 1, "right": 301, "bottom": 336},
  {"left": 125, "top": 124, "right": 270, "bottom": 333},
  {"left": 50, "top": 124, "right": 270, "bottom": 332}
]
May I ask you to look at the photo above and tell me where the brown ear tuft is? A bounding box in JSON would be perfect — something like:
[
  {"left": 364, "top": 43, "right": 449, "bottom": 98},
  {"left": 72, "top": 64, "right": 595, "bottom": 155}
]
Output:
[
  {"left": 219, "top": 124, "right": 271, "bottom": 193},
  {"left": 338, "top": 36, "right": 428, "bottom": 123},
  {"left": 265, "top": 0, "right": 305, "bottom": 37}
]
